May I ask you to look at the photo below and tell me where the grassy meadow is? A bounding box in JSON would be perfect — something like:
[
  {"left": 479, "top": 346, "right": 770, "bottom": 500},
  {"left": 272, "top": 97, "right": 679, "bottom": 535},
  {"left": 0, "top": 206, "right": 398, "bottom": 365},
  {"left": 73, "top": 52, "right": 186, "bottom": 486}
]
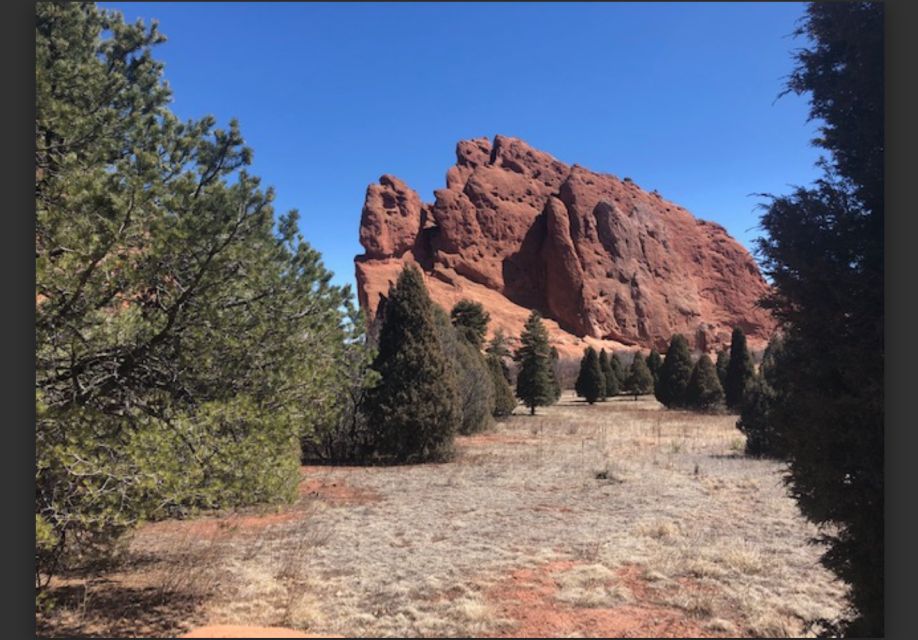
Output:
[{"left": 38, "top": 392, "right": 845, "bottom": 638}]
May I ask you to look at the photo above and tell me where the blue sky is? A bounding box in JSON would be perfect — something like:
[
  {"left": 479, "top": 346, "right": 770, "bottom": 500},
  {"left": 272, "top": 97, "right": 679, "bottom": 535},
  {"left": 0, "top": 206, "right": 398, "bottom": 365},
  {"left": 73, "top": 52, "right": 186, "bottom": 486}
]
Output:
[{"left": 99, "top": 2, "right": 822, "bottom": 292}]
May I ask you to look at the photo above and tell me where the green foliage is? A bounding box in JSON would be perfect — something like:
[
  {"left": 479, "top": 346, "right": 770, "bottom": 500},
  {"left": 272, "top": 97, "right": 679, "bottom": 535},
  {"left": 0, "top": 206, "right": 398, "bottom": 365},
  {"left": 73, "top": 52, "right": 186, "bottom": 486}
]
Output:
[
  {"left": 304, "top": 306, "right": 380, "bottom": 462},
  {"left": 549, "top": 347, "right": 563, "bottom": 402},
  {"left": 646, "top": 348, "right": 663, "bottom": 384},
  {"left": 513, "top": 311, "right": 555, "bottom": 415},
  {"left": 435, "top": 306, "right": 493, "bottom": 435},
  {"left": 610, "top": 352, "right": 625, "bottom": 387},
  {"left": 365, "top": 266, "right": 460, "bottom": 462},
  {"left": 598, "top": 349, "right": 618, "bottom": 398},
  {"left": 724, "top": 328, "right": 755, "bottom": 410},
  {"left": 757, "top": 4, "right": 884, "bottom": 634},
  {"left": 35, "top": 3, "right": 350, "bottom": 584},
  {"left": 715, "top": 348, "right": 730, "bottom": 389},
  {"left": 575, "top": 348, "right": 605, "bottom": 404},
  {"left": 487, "top": 354, "right": 517, "bottom": 418},
  {"left": 654, "top": 334, "right": 693, "bottom": 408},
  {"left": 625, "top": 354, "right": 654, "bottom": 398},
  {"left": 450, "top": 299, "right": 490, "bottom": 350},
  {"left": 486, "top": 329, "right": 513, "bottom": 383},
  {"left": 736, "top": 336, "right": 788, "bottom": 458},
  {"left": 685, "top": 355, "right": 724, "bottom": 410}
]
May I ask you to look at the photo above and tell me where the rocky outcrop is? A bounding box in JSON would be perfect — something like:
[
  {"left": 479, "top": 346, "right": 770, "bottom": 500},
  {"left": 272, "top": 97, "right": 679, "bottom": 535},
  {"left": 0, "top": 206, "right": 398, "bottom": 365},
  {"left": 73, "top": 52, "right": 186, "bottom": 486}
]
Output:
[{"left": 355, "top": 135, "right": 775, "bottom": 357}]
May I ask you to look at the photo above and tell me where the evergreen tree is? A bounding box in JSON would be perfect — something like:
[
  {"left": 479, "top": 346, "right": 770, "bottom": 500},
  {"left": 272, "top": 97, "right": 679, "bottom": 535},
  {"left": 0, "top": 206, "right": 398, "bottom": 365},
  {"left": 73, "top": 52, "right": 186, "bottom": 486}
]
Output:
[
  {"left": 598, "top": 349, "right": 616, "bottom": 400},
  {"left": 549, "top": 346, "right": 563, "bottom": 402},
  {"left": 513, "top": 311, "right": 554, "bottom": 415},
  {"left": 756, "top": 4, "right": 883, "bottom": 633},
  {"left": 654, "top": 334, "right": 693, "bottom": 408},
  {"left": 486, "top": 329, "right": 513, "bottom": 383},
  {"left": 434, "top": 306, "right": 494, "bottom": 436},
  {"left": 575, "top": 348, "right": 605, "bottom": 404},
  {"left": 610, "top": 352, "right": 626, "bottom": 388},
  {"left": 450, "top": 299, "right": 490, "bottom": 349},
  {"left": 736, "top": 336, "right": 787, "bottom": 458},
  {"left": 487, "top": 353, "right": 517, "bottom": 417},
  {"left": 35, "top": 3, "right": 351, "bottom": 583},
  {"left": 366, "top": 267, "right": 460, "bottom": 462},
  {"left": 724, "top": 327, "right": 755, "bottom": 410},
  {"left": 686, "top": 355, "right": 724, "bottom": 410},
  {"left": 625, "top": 354, "right": 655, "bottom": 399},
  {"left": 715, "top": 347, "right": 730, "bottom": 389},
  {"left": 646, "top": 348, "right": 663, "bottom": 384}
]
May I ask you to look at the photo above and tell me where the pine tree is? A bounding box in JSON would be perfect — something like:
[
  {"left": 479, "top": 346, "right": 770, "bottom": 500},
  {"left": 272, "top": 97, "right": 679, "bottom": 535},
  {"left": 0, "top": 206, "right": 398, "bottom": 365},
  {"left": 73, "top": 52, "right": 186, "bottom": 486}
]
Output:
[
  {"left": 598, "top": 349, "right": 616, "bottom": 400},
  {"left": 736, "top": 336, "right": 787, "bottom": 458},
  {"left": 549, "top": 346, "right": 563, "bottom": 402},
  {"left": 35, "top": 3, "right": 352, "bottom": 583},
  {"left": 450, "top": 299, "right": 490, "bottom": 349},
  {"left": 654, "top": 334, "right": 693, "bottom": 408},
  {"left": 514, "top": 311, "right": 554, "bottom": 415},
  {"left": 686, "top": 355, "right": 724, "bottom": 410},
  {"left": 757, "top": 5, "right": 883, "bottom": 633},
  {"left": 435, "top": 306, "right": 493, "bottom": 436},
  {"left": 575, "top": 348, "right": 605, "bottom": 404},
  {"left": 366, "top": 266, "right": 460, "bottom": 462},
  {"left": 715, "top": 348, "right": 730, "bottom": 389},
  {"left": 625, "top": 354, "right": 655, "bottom": 399},
  {"left": 610, "top": 352, "right": 626, "bottom": 388},
  {"left": 725, "top": 327, "right": 756, "bottom": 410},
  {"left": 646, "top": 348, "right": 663, "bottom": 384},
  {"left": 486, "top": 329, "right": 513, "bottom": 383},
  {"left": 487, "top": 353, "right": 517, "bottom": 417}
]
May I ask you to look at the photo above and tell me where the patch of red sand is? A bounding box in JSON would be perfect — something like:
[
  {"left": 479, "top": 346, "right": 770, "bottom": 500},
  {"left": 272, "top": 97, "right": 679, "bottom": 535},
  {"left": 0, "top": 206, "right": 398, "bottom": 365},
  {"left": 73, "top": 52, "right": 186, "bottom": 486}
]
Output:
[
  {"left": 297, "top": 470, "right": 382, "bottom": 505},
  {"left": 141, "top": 510, "right": 300, "bottom": 541},
  {"left": 484, "top": 560, "right": 722, "bottom": 638},
  {"left": 179, "top": 625, "right": 340, "bottom": 638}
]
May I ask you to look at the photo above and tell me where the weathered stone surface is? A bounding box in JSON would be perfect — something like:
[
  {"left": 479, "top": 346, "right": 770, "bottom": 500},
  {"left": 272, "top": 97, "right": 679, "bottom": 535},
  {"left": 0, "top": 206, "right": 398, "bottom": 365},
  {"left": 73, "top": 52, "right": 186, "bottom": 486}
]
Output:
[{"left": 355, "top": 136, "right": 776, "bottom": 357}]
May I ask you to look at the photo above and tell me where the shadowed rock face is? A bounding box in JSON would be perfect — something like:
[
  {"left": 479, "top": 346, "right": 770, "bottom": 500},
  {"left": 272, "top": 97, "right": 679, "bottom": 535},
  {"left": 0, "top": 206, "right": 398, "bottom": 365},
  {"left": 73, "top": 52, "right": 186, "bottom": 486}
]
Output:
[{"left": 355, "top": 135, "right": 775, "bottom": 357}]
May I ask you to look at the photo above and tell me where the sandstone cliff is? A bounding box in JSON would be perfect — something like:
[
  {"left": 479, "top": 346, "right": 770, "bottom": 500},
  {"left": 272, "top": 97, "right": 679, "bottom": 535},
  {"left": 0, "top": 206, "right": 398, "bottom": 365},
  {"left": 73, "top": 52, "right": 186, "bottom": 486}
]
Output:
[{"left": 355, "top": 135, "right": 775, "bottom": 357}]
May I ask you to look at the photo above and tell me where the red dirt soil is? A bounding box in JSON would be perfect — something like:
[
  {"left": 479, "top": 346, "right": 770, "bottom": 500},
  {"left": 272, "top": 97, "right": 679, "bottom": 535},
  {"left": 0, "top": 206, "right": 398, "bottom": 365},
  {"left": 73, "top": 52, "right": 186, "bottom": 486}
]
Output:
[
  {"left": 179, "top": 624, "right": 341, "bottom": 638},
  {"left": 485, "top": 560, "right": 726, "bottom": 638}
]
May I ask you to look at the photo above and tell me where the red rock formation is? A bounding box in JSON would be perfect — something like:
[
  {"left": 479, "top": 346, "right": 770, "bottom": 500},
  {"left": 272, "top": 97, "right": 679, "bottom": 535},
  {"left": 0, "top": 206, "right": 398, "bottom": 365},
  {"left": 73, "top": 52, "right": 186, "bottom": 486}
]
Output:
[{"left": 355, "top": 135, "right": 775, "bottom": 358}]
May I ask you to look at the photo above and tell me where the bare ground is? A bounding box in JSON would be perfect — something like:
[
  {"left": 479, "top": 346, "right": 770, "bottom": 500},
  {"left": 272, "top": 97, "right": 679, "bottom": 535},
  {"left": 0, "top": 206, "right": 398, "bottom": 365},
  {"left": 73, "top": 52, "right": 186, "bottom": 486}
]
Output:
[{"left": 38, "top": 392, "right": 846, "bottom": 638}]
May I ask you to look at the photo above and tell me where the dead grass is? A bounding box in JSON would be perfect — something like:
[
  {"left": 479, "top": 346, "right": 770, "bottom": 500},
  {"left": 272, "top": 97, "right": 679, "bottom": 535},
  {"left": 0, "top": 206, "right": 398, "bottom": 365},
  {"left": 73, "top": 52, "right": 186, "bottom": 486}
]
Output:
[{"left": 38, "top": 392, "right": 845, "bottom": 638}]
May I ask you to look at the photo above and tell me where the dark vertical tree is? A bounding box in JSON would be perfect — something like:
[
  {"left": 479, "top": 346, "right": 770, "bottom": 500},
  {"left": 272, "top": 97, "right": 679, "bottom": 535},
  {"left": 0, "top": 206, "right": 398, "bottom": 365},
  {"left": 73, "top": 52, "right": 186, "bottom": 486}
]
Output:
[
  {"left": 549, "top": 346, "right": 563, "bottom": 402},
  {"left": 436, "top": 306, "right": 493, "bottom": 436},
  {"left": 736, "top": 336, "right": 788, "bottom": 458},
  {"left": 514, "top": 311, "right": 555, "bottom": 415},
  {"left": 756, "top": 3, "right": 883, "bottom": 634},
  {"left": 625, "top": 354, "right": 655, "bottom": 400},
  {"left": 366, "top": 266, "right": 460, "bottom": 462},
  {"left": 610, "top": 352, "right": 626, "bottom": 387},
  {"left": 575, "top": 348, "right": 605, "bottom": 404},
  {"left": 724, "top": 327, "right": 755, "bottom": 410},
  {"left": 598, "top": 349, "right": 617, "bottom": 399},
  {"left": 715, "top": 347, "right": 730, "bottom": 389},
  {"left": 654, "top": 334, "right": 693, "bottom": 408},
  {"left": 450, "top": 299, "right": 490, "bottom": 349},
  {"left": 646, "top": 348, "right": 663, "bottom": 384},
  {"left": 686, "top": 355, "right": 724, "bottom": 410},
  {"left": 487, "top": 353, "right": 517, "bottom": 418}
]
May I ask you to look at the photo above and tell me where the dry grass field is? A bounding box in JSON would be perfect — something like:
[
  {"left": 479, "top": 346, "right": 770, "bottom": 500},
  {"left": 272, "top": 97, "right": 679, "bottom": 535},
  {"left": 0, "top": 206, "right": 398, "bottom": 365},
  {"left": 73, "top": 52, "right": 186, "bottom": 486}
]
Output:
[{"left": 38, "top": 392, "right": 846, "bottom": 638}]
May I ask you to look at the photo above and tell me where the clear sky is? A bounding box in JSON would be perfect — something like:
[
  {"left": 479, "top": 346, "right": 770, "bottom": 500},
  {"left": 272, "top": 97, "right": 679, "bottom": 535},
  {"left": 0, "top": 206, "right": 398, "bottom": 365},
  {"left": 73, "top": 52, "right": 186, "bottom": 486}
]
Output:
[{"left": 99, "top": 2, "right": 822, "bottom": 293}]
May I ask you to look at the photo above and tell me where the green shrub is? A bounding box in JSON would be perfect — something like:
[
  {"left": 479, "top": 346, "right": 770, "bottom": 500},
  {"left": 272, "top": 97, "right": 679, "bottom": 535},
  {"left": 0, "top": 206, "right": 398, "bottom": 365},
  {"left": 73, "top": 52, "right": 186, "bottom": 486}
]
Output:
[
  {"left": 685, "top": 355, "right": 724, "bottom": 410},
  {"left": 654, "top": 334, "right": 693, "bottom": 408}
]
